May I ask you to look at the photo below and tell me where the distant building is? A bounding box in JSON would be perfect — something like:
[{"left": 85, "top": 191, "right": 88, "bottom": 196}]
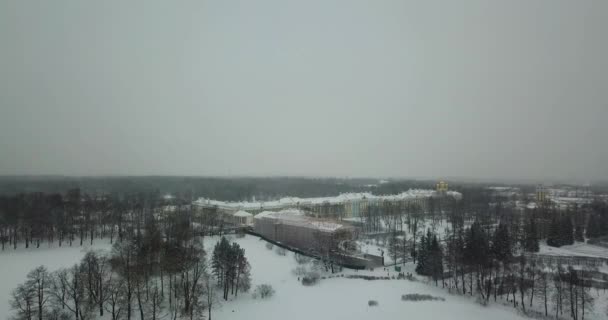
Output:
[
  {"left": 487, "top": 186, "right": 521, "bottom": 198},
  {"left": 193, "top": 189, "right": 462, "bottom": 222},
  {"left": 536, "top": 185, "right": 549, "bottom": 205},
  {"left": 533, "top": 184, "right": 593, "bottom": 210},
  {"left": 232, "top": 210, "right": 254, "bottom": 227},
  {"left": 436, "top": 181, "right": 449, "bottom": 193},
  {"left": 253, "top": 209, "right": 356, "bottom": 254}
]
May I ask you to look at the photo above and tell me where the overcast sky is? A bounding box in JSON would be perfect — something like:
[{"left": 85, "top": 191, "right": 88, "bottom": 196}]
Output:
[{"left": 1, "top": 1, "right": 607, "bottom": 181}]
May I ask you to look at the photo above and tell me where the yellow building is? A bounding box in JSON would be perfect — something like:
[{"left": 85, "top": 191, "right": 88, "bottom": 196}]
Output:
[
  {"left": 436, "top": 181, "right": 448, "bottom": 193},
  {"left": 536, "top": 185, "right": 549, "bottom": 205}
]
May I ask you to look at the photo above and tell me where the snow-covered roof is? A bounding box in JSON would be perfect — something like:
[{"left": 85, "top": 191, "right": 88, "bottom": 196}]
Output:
[
  {"left": 254, "top": 209, "right": 349, "bottom": 233},
  {"left": 193, "top": 189, "right": 462, "bottom": 210},
  {"left": 552, "top": 197, "right": 592, "bottom": 204},
  {"left": 255, "top": 209, "right": 304, "bottom": 220},
  {"left": 233, "top": 210, "right": 253, "bottom": 217},
  {"left": 309, "top": 221, "right": 343, "bottom": 232}
]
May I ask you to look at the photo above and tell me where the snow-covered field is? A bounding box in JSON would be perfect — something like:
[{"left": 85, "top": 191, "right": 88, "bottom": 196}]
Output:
[
  {"left": 5, "top": 235, "right": 605, "bottom": 320},
  {"left": 0, "top": 240, "right": 113, "bottom": 318},
  {"left": 207, "top": 235, "right": 530, "bottom": 320}
]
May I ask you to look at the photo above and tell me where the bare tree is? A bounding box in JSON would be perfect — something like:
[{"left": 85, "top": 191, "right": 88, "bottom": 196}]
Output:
[
  {"left": 26, "top": 266, "right": 51, "bottom": 320},
  {"left": 10, "top": 282, "right": 36, "bottom": 320},
  {"left": 203, "top": 273, "right": 220, "bottom": 320},
  {"left": 110, "top": 239, "right": 138, "bottom": 320},
  {"left": 534, "top": 266, "right": 551, "bottom": 317},
  {"left": 104, "top": 276, "right": 126, "bottom": 320},
  {"left": 148, "top": 282, "right": 165, "bottom": 320},
  {"left": 81, "top": 251, "right": 110, "bottom": 317},
  {"left": 51, "top": 265, "right": 91, "bottom": 320}
]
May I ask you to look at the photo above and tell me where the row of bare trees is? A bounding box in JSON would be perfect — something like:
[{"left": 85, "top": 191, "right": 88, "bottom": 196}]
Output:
[
  {"left": 11, "top": 246, "right": 214, "bottom": 320},
  {"left": 0, "top": 189, "right": 195, "bottom": 251},
  {"left": 421, "top": 208, "right": 598, "bottom": 320},
  {"left": 9, "top": 210, "right": 235, "bottom": 320}
]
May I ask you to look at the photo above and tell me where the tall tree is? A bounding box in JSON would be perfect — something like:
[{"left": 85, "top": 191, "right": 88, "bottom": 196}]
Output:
[
  {"left": 491, "top": 222, "right": 512, "bottom": 262},
  {"left": 522, "top": 218, "right": 540, "bottom": 252},
  {"left": 26, "top": 266, "right": 51, "bottom": 320}
]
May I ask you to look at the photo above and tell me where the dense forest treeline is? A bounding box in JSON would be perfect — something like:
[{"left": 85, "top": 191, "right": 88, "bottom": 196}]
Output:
[
  {"left": 4, "top": 176, "right": 606, "bottom": 200},
  {"left": 0, "top": 176, "right": 437, "bottom": 201}
]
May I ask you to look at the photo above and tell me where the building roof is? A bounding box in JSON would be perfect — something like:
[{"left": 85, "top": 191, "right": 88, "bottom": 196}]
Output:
[
  {"left": 193, "top": 189, "right": 462, "bottom": 210},
  {"left": 233, "top": 210, "right": 253, "bottom": 217},
  {"left": 254, "top": 209, "right": 349, "bottom": 233}
]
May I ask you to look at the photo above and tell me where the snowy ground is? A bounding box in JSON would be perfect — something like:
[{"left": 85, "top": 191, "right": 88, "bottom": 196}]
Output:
[
  {"left": 0, "top": 240, "right": 113, "bottom": 318},
  {"left": 358, "top": 241, "right": 389, "bottom": 261},
  {"left": 2, "top": 235, "right": 605, "bottom": 320},
  {"left": 207, "top": 235, "right": 532, "bottom": 320}
]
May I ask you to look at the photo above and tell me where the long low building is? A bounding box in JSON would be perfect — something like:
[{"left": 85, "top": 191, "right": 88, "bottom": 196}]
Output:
[
  {"left": 253, "top": 209, "right": 356, "bottom": 253},
  {"left": 252, "top": 209, "right": 385, "bottom": 268},
  {"left": 192, "top": 189, "right": 462, "bottom": 220}
]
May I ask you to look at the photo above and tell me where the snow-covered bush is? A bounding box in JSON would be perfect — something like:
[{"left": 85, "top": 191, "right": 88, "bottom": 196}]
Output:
[
  {"left": 253, "top": 284, "right": 275, "bottom": 299},
  {"left": 292, "top": 266, "right": 308, "bottom": 277},
  {"left": 301, "top": 271, "right": 320, "bottom": 286},
  {"left": 265, "top": 242, "right": 274, "bottom": 250},
  {"left": 311, "top": 259, "right": 326, "bottom": 272},
  {"left": 275, "top": 247, "right": 287, "bottom": 256},
  {"left": 294, "top": 253, "right": 311, "bottom": 264},
  {"left": 368, "top": 300, "right": 379, "bottom": 307}
]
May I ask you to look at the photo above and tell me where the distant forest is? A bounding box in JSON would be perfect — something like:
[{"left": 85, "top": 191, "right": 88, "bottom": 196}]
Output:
[
  {"left": 0, "top": 176, "right": 443, "bottom": 201},
  {"left": 2, "top": 176, "right": 606, "bottom": 204}
]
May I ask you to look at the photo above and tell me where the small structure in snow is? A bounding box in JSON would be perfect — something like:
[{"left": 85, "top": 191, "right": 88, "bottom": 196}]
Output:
[{"left": 232, "top": 210, "right": 254, "bottom": 227}]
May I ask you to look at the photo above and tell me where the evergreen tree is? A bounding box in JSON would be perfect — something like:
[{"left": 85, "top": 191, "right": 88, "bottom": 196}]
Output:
[
  {"left": 586, "top": 214, "right": 603, "bottom": 239},
  {"left": 548, "top": 216, "right": 574, "bottom": 247},
  {"left": 559, "top": 216, "right": 574, "bottom": 246},
  {"left": 491, "top": 222, "right": 512, "bottom": 262},
  {"left": 416, "top": 229, "right": 443, "bottom": 281},
  {"left": 211, "top": 237, "right": 231, "bottom": 288},
  {"left": 211, "top": 237, "right": 251, "bottom": 300},
  {"left": 547, "top": 218, "right": 561, "bottom": 247},
  {"left": 574, "top": 226, "right": 584, "bottom": 242},
  {"left": 387, "top": 229, "right": 400, "bottom": 264},
  {"left": 415, "top": 234, "right": 427, "bottom": 275},
  {"left": 429, "top": 235, "right": 444, "bottom": 284},
  {"left": 415, "top": 231, "right": 429, "bottom": 275},
  {"left": 522, "top": 218, "right": 540, "bottom": 252},
  {"left": 464, "top": 221, "right": 490, "bottom": 268}
]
